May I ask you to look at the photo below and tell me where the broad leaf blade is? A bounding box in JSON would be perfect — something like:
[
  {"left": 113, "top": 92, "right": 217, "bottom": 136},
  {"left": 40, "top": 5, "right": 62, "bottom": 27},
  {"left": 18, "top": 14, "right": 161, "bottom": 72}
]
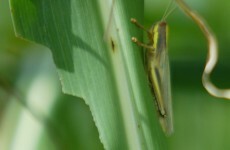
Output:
[{"left": 10, "top": 0, "right": 167, "bottom": 149}]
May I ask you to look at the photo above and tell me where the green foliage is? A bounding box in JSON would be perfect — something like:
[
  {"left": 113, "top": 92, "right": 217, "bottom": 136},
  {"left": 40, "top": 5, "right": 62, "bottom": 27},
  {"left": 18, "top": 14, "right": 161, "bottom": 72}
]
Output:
[
  {"left": 1, "top": 0, "right": 230, "bottom": 149},
  {"left": 8, "top": 0, "right": 167, "bottom": 149}
]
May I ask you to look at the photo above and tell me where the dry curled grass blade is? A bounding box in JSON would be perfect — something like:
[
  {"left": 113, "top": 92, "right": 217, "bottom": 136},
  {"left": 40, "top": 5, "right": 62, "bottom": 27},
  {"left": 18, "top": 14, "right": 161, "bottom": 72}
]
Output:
[{"left": 176, "top": 0, "right": 230, "bottom": 99}]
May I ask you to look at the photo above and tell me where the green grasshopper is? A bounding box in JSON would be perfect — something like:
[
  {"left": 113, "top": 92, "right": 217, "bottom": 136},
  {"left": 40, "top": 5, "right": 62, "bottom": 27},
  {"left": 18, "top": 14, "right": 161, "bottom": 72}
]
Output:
[{"left": 131, "top": 2, "right": 176, "bottom": 135}]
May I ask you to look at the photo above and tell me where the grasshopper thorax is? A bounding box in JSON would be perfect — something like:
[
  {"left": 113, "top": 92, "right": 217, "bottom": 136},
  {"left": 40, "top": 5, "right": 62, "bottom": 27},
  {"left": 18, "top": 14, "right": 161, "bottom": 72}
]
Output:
[{"left": 148, "top": 21, "right": 168, "bottom": 52}]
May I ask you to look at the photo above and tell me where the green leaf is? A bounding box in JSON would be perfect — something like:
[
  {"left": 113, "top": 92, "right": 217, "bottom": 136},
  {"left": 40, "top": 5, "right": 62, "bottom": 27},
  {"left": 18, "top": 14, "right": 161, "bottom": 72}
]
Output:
[{"left": 10, "top": 0, "right": 167, "bottom": 149}]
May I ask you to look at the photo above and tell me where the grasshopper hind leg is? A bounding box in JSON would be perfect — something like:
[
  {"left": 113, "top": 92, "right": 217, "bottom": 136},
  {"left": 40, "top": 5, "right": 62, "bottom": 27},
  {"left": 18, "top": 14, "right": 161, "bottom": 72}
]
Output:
[{"left": 148, "top": 73, "right": 167, "bottom": 118}]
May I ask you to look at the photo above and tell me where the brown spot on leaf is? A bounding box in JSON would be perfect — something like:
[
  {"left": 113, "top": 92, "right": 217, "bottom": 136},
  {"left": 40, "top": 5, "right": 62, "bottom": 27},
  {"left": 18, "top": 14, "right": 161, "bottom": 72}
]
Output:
[{"left": 111, "top": 39, "right": 115, "bottom": 52}]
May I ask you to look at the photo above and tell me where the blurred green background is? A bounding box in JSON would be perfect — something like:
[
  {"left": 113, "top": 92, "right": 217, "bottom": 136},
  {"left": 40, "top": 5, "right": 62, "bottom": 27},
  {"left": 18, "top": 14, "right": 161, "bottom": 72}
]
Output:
[
  {"left": 148, "top": 0, "right": 230, "bottom": 150},
  {"left": 1, "top": 0, "right": 230, "bottom": 149}
]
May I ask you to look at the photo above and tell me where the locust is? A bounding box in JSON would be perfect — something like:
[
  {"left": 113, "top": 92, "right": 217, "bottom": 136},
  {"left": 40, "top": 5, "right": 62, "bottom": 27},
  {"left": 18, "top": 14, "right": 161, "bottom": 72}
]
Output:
[{"left": 131, "top": 2, "right": 175, "bottom": 135}]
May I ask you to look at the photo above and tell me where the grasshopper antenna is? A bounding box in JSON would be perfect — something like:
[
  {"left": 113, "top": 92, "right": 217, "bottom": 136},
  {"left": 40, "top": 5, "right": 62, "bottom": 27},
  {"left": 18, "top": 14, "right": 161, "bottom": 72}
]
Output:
[{"left": 161, "top": 0, "right": 177, "bottom": 21}]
